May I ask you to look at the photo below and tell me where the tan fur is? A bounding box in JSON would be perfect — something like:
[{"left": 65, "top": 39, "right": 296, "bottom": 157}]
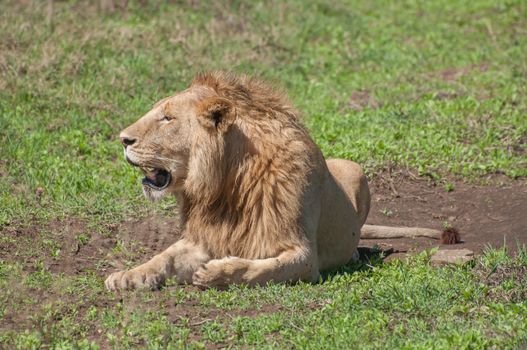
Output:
[{"left": 105, "top": 72, "right": 432, "bottom": 291}]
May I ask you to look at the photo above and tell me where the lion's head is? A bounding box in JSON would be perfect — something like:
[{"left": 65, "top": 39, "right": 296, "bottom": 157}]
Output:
[
  {"left": 119, "top": 72, "right": 315, "bottom": 258},
  {"left": 119, "top": 78, "right": 236, "bottom": 201}
]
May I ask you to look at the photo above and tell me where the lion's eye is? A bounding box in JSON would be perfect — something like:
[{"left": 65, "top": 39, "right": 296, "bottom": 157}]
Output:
[{"left": 161, "top": 115, "right": 172, "bottom": 121}]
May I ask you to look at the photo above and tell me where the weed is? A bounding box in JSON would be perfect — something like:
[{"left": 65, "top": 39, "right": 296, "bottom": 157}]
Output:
[{"left": 380, "top": 208, "right": 394, "bottom": 217}]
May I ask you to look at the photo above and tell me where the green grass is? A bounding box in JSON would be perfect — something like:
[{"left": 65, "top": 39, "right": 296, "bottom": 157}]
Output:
[
  {"left": 1, "top": 0, "right": 526, "bottom": 348},
  {"left": 1, "top": 0, "right": 526, "bottom": 225},
  {"left": 1, "top": 245, "right": 527, "bottom": 349}
]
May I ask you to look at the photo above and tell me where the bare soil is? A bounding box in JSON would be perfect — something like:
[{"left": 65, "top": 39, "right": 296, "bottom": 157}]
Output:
[{"left": 363, "top": 172, "right": 527, "bottom": 259}]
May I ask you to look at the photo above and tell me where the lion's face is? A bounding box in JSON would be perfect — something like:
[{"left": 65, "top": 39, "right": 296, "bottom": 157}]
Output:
[{"left": 119, "top": 87, "right": 235, "bottom": 201}]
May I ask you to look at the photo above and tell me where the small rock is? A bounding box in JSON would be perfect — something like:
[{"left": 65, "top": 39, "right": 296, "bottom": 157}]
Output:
[{"left": 431, "top": 249, "right": 474, "bottom": 266}]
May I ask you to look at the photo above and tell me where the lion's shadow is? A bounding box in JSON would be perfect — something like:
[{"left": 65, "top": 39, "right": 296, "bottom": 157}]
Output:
[{"left": 319, "top": 246, "right": 395, "bottom": 281}]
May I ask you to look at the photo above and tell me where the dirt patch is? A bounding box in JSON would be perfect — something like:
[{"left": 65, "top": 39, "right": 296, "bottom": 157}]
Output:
[
  {"left": 436, "top": 63, "right": 489, "bottom": 82},
  {"left": 0, "top": 218, "right": 116, "bottom": 275},
  {"left": 50, "top": 220, "right": 117, "bottom": 275},
  {"left": 0, "top": 215, "right": 183, "bottom": 275},
  {"left": 117, "top": 215, "right": 182, "bottom": 255},
  {"left": 362, "top": 171, "right": 527, "bottom": 259},
  {"left": 107, "top": 215, "right": 182, "bottom": 270},
  {"left": 476, "top": 265, "right": 527, "bottom": 303},
  {"left": 348, "top": 90, "right": 380, "bottom": 111}
]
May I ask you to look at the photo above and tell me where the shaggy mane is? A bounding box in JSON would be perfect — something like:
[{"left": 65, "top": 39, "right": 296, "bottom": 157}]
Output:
[
  {"left": 181, "top": 72, "right": 318, "bottom": 260},
  {"left": 191, "top": 71, "right": 299, "bottom": 121}
]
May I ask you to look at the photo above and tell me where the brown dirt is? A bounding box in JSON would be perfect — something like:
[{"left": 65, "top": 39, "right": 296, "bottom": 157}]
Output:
[
  {"left": 0, "top": 215, "right": 183, "bottom": 273},
  {"left": 436, "top": 63, "right": 489, "bottom": 82},
  {"left": 476, "top": 265, "right": 527, "bottom": 303},
  {"left": 348, "top": 90, "right": 381, "bottom": 111},
  {"left": 1, "top": 218, "right": 114, "bottom": 275},
  {"left": 362, "top": 172, "right": 527, "bottom": 259},
  {"left": 107, "top": 215, "right": 182, "bottom": 270}
]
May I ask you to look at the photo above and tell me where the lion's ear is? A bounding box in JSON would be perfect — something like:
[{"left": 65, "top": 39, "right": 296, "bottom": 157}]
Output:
[{"left": 196, "top": 97, "right": 236, "bottom": 133}]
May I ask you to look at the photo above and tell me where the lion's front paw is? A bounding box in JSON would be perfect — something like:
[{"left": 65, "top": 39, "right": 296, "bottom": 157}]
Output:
[
  {"left": 105, "top": 268, "right": 165, "bottom": 291},
  {"left": 192, "top": 262, "right": 227, "bottom": 289},
  {"left": 192, "top": 257, "right": 247, "bottom": 289}
]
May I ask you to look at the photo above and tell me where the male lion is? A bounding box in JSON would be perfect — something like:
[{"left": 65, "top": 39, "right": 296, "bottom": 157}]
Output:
[{"left": 105, "top": 72, "right": 455, "bottom": 290}]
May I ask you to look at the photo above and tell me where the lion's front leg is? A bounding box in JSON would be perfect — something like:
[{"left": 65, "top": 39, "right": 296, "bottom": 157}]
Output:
[
  {"left": 105, "top": 238, "right": 210, "bottom": 291},
  {"left": 192, "top": 247, "right": 319, "bottom": 289}
]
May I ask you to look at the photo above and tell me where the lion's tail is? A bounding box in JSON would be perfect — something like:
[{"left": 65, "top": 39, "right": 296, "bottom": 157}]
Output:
[{"left": 360, "top": 224, "right": 460, "bottom": 245}]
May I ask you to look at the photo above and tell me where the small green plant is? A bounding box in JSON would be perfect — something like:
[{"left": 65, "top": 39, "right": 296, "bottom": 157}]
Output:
[
  {"left": 444, "top": 182, "right": 455, "bottom": 192},
  {"left": 380, "top": 208, "right": 394, "bottom": 217},
  {"left": 76, "top": 233, "right": 91, "bottom": 246},
  {"left": 442, "top": 221, "right": 453, "bottom": 230}
]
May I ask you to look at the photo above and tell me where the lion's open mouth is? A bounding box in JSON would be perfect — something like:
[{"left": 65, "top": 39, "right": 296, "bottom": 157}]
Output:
[{"left": 140, "top": 167, "right": 171, "bottom": 190}]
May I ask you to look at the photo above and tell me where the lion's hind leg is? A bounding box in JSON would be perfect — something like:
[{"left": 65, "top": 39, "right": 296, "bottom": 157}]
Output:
[
  {"left": 192, "top": 247, "right": 319, "bottom": 289},
  {"left": 326, "top": 159, "right": 370, "bottom": 227}
]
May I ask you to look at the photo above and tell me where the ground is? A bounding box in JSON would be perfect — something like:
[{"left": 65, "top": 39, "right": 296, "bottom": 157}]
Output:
[
  {"left": 366, "top": 171, "right": 527, "bottom": 258},
  {"left": 1, "top": 0, "right": 527, "bottom": 349}
]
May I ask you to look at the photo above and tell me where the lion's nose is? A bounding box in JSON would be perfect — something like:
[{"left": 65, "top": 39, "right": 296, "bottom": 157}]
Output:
[{"left": 120, "top": 136, "right": 136, "bottom": 147}]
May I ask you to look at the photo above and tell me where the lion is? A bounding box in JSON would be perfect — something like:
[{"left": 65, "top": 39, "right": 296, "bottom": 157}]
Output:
[{"left": 105, "top": 72, "right": 458, "bottom": 291}]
